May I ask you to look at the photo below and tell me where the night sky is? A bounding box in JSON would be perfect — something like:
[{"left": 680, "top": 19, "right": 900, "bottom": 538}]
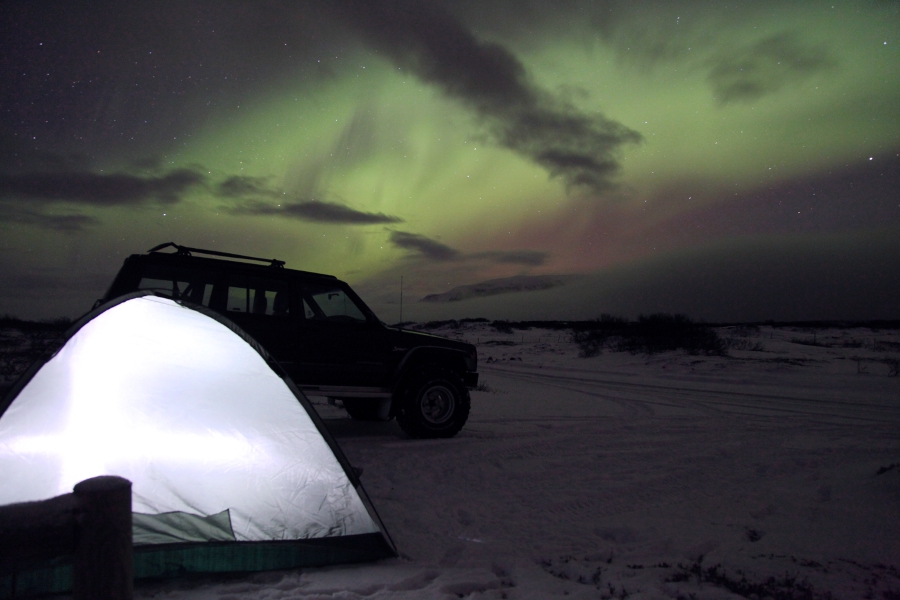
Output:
[{"left": 2, "top": 1, "right": 898, "bottom": 322}]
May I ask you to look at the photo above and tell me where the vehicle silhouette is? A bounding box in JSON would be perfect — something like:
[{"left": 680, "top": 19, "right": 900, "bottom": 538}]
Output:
[{"left": 100, "top": 243, "right": 478, "bottom": 438}]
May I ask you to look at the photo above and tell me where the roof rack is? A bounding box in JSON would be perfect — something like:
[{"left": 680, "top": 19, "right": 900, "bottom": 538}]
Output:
[{"left": 147, "top": 242, "right": 286, "bottom": 268}]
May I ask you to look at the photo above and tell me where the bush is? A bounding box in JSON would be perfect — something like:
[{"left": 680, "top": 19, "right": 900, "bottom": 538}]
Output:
[
  {"left": 573, "top": 314, "right": 727, "bottom": 357},
  {"left": 726, "top": 337, "right": 764, "bottom": 352},
  {"left": 624, "top": 314, "right": 726, "bottom": 355},
  {"left": 491, "top": 320, "right": 514, "bottom": 334},
  {"left": 571, "top": 315, "right": 626, "bottom": 357}
]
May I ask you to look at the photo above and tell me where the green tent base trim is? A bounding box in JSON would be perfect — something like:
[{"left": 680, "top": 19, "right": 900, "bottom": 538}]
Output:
[
  {"left": 0, "top": 556, "right": 69, "bottom": 599},
  {"left": 0, "top": 533, "right": 395, "bottom": 598}
]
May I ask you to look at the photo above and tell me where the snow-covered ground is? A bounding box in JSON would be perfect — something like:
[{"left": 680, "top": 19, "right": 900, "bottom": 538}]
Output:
[
  {"left": 125, "top": 323, "right": 900, "bottom": 600},
  {"left": 3, "top": 322, "right": 895, "bottom": 599}
]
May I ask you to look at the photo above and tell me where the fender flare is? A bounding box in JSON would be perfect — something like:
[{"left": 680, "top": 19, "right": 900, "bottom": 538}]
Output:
[{"left": 390, "top": 345, "right": 471, "bottom": 390}]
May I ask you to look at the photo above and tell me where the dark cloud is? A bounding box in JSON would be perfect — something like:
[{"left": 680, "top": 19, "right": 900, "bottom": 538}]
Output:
[
  {"left": 590, "top": 5, "right": 836, "bottom": 105},
  {"left": 0, "top": 206, "right": 97, "bottom": 232},
  {"left": 472, "top": 250, "right": 548, "bottom": 266},
  {"left": 590, "top": 3, "right": 716, "bottom": 69},
  {"left": 403, "top": 234, "right": 900, "bottom": 322},
  {"left": 0, "top": 167, "right": 203, "bottom": 230},
  {"left": 336, "top": 0, "right": 641, "bottom": 192},
  {"left": 389, "top": 230, "right": 548, "bottom": 265},
  {"left": 0, "top": 169, "right": 204, "bottom": 205},
  {"left": 235, "top": 200, "right": 403, "bottom": 224},
  {"left": 218, "top": 176, "right": 403, "bottom": 224},
  {"left": 389, "top": 231, "right": 461, "bottom": 261},
  {"left": 421, "top": 274, "right": 570, "bottom": 302},
  {"left": 217, "top": 176, "right": 282, "bottom": 199},
  {"left": 708, "top": 32, "right": 836, "bottom": 104}
]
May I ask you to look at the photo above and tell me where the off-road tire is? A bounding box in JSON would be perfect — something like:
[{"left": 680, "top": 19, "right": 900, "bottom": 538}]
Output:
[
  {"left": 396, "top": 365, "right": 470, "bottom": 438},
  {"left": 342, "top": 398, "right": 392, "bottom": 421}
]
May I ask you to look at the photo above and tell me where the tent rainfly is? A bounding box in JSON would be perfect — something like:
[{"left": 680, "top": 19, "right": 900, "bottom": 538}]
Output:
[{"left": 0, "top": 293, "right": 396, "bottom": 596}]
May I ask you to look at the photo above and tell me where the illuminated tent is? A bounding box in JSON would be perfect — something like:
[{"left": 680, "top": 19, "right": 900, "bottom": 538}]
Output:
[{"left": 0, "top": 293, "right": 396, "bottom": 595}]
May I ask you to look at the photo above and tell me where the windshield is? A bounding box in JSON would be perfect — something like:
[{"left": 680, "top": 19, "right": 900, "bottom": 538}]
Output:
[{"left": 301, "top": 283, "right": 368, "bottom": 324}]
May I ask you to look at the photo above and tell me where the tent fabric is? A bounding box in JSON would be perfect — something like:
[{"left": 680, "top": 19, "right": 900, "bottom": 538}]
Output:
[
  {"left": 0, "top": 293, "right": 395, "bottom": 595},
  {"left": 133, "top": 510, "right": 236, "bottom": 545}
]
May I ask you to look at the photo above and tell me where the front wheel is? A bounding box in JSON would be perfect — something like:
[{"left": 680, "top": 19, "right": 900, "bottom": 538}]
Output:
[{"left": 396, "top": 366, "right": 470, "bottom": 438}]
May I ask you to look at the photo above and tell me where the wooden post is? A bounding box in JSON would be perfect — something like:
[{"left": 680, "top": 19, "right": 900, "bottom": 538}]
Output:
[{"left": 72, "top": 476, "right": 133, "bottom": 600}]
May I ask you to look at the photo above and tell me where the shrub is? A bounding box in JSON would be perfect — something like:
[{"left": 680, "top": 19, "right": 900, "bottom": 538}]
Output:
[
  {"left": 475, "top": 380, "right": 494, "bottom": 393},
  {"left": 626, "top": 314, "right": 726, "bottom": 355},
  {"left": 491, "top": 320, "right": 514, "bottom": 334},
  {"left": 571, "top": 315, "right": 626, "bottom": 357},
  {"left": 573, "top": 314, "right": 727, "bottom": 357},
  {"left": 726, "top": 337, "right": 764, "bottom": 352}
]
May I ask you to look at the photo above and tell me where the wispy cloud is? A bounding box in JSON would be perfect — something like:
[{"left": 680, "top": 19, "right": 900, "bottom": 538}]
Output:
[
  {"left": 217, "top": 175, "right": 282, "bottom": 199},
  {"left": 235, "top": 200, "right": 404, "bottom": 224},
  {"left": 389, "top": 230, "right": 548, "bottom": 266},
  {"left": 0, "top": 206, "right": 97, "bottom": 232},
  {"left": 390, "top": 230, "right": 461, "bottom": 261},
  {"left": 472, "top": 250, "right": 548, "bottom": 266},
  {"left": 337, "top": 0, "right": 641, "bottom": 192},
  {"left": 707, "top": 32, "right": 836, "bottom": 104},
  {"left": 218, "top": 175, "right": 404, "bottom": 224},
  {"left": 0, "top": 169, "right": 204, "bottom": 205},
  {"left": 594, "top": 11, "right": 836, "bottom": 105},
  {"left": 0, "top": 167, "right": 204, "bottom": 231}
]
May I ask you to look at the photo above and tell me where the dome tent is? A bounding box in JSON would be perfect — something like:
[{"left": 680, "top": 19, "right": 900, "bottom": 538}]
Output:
[{"left": 0, "top": 293, "right": 396, "bottom": 596}]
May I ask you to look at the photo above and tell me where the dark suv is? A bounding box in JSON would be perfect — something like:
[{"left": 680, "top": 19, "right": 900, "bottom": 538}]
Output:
[{"left": 99, "top": 243, "right": 478, "bottom": 438}]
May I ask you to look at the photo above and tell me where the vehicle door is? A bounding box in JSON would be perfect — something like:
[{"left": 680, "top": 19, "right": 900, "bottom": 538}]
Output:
[
  {"left": 294, "top": 281, "right": 390, "bottom": 387},
  {"left": 219, "top": 273, "right": 295, "bottom": 365}
]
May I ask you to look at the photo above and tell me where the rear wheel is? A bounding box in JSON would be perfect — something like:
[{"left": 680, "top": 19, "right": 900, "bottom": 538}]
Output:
[{"left": 396, "top": 365, "right": 470, "bottom": 438}]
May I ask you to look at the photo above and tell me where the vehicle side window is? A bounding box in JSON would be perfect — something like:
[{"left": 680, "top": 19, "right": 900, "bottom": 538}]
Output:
[
  {"left": 301, "top": 284, "right": 366, "bottom": 323},
  {"left": 226, "top": 276, "right": 289, "bottom": 317},
  {"left": 137, "top": 266, "right": 215, "bottom": 306},
  {"left": 303, "top": 299, "right": 317, "bottom": 319}
]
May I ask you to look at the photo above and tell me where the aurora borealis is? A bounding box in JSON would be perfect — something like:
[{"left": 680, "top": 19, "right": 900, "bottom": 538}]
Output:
[{"left": 1, "top": 1, "right": 898, "bottom": 322}]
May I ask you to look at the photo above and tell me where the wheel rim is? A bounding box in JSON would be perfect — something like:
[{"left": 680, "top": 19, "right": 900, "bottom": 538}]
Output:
[{"left": 419, "top": 384, "right": 455, "bottom": 425}]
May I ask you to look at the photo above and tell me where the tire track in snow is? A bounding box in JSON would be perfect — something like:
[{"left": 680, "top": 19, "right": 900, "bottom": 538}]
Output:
[
  {"left": 482, "top": 364, "right": 900, "bottom": 425},
  {"left": 485, "top": 363, "right": 896, "bottom": 413}
]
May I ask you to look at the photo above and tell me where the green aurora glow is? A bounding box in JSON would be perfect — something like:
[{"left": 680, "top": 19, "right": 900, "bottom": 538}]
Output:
[{"left": 1, "top": 1, "right": 898, "bottom": 321}]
